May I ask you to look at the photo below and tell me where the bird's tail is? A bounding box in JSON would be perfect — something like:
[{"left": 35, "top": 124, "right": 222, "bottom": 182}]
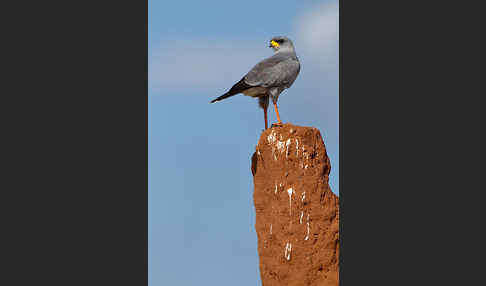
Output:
[
  {"left": 210, "top": 78, "right": 251, "bottom": 103},
  {"left": 210, "top": 92, "right": 237, "bottom": 103}
]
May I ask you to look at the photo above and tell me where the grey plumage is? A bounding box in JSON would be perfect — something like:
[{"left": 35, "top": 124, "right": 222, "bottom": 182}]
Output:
[
  {"left": 245, "top": 52, "right": 300, "bottom": 94},
  {"left": 211, "top": 36, "right": 300, "bottom": 129}
]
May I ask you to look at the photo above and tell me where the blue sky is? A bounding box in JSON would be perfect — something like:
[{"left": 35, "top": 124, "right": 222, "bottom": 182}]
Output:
[{"left": 149, "top": 1, "right": 338, "bottom": 285}]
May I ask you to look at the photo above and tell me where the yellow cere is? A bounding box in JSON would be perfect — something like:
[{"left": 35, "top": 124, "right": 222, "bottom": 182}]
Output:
[{"left": 271, "top": 40, "right": 280, "bottom": 48}]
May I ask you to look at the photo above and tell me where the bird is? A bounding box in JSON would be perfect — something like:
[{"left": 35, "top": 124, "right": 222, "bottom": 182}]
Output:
[{"left": 210, "top": 36, "right": 301, "bottom": 129}]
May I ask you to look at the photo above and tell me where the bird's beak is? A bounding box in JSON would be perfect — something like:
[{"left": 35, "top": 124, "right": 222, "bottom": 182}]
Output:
[{"left": 270, "top": 40, "right": 280, "bottom": 48}]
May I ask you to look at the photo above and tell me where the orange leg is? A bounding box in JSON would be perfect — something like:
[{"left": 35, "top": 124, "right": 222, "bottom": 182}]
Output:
[
  {"left": 264, "top": 107, "right": 268, "bottom": 129},
  {"left": 273, "top": 102, "right": 283, "bottom": 126}
]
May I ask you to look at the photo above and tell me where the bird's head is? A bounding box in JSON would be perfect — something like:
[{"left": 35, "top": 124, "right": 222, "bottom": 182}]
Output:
[{"left": 269, "top": 36, "right": 295, "bottom": 53}]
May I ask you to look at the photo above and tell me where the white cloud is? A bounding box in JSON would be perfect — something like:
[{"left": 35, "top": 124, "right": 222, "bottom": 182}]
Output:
[
  {"left": 291, "top": 1, "right": 339, "bottom": 84},
  {"left": 293, "top": 2, "right": 339, "bottom": 65}
]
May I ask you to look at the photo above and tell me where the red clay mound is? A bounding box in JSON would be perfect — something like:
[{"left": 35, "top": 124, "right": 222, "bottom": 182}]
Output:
[{"left": 251, "top": 123, "right": 339, "bottom": 286}]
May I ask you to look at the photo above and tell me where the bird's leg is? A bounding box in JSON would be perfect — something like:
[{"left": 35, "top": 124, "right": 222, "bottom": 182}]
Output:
[
  {"left": 259, "top": 95, "right": 270, "bottom": 130},
  {"left": 272, "top": 102, "right": 283, "bottom": 127},
  {"left": 264, "top": 106, "right": 268, "bottom": 129}
]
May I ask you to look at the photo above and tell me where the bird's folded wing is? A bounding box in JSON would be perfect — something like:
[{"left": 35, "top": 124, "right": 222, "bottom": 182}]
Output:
[{"left": 244, "top": 54, "right": 300, "bottom": 88}]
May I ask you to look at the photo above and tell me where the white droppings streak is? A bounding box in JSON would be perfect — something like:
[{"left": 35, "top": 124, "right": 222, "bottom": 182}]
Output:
[
  {"left": 267, "top": 130, "right": 277, "bottom": 144},
  {"left": 276, "top": 140, "right": 286, "bottom": 153},
  {"left": 295, "top": 139, "right": 299, "bottom": 156},
  {"left": 287, "top": 188, "right": 294, "bottom": 215},
  {"left": 287, "top": 188, "right": 294, "bottom": 196},
  {"left": 300, "top": 211, "right": 304, "bottom": 224},
  {"left": 268, "top": 131, "right": 292, "bottom": 160},
  {"left": 304, "top": 214, "right": 310, "bottom": 240},
  {"left": 284, "top": 242, "right": 292, "bottom": 261},
  {"left": 275, "top": 184, "right": 278, "bottom": 194},
  {"left": 270, "top": 224, "right": 272, "bottom": 235},
  {"left": 301, "top": 192, "right": 306, "bottom": 202},
  {"left": 285, "top": 138, "right": 291, "bottom": 158}
]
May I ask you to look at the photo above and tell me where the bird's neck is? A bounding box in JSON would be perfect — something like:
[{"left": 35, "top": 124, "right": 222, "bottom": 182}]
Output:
[{"left": 275, "top": 47, "right": 295, "bottom": 54}]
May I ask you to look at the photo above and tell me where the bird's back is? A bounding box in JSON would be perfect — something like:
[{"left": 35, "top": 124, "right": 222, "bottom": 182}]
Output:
[{"left": 244, "top": 52, "right": 300, "bottom": 89}]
